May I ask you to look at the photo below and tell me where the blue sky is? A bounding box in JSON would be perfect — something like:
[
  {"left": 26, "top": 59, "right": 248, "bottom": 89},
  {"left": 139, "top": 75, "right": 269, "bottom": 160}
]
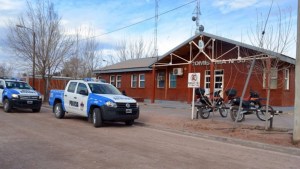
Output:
[{"left": 0, "top": 0, "right": 297, "bottom": 67}]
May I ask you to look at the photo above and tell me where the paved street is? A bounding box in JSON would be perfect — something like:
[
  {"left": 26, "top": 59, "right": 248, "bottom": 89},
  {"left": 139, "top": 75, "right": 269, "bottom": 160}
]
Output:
[{"left": 0, "top": 106, "right": 299, "bottom": 169}]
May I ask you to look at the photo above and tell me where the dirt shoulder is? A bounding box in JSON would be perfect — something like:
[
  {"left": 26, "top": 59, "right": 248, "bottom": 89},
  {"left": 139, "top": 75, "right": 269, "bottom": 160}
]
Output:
[{"left": 137, "top": 103, "right": 299, "bottom": 149}]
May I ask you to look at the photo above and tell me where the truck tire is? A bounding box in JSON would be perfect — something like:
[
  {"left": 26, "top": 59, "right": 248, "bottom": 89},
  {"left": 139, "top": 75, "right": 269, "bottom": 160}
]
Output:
[
  {"left": 3, "top": 99, "right": 12, "bottom": 113},
  {"left": 125, "top": 120, "right": 134, "bottom": 126},
  {"left": 54, "top": 103, "right": 65, "bottom": 119},
  {"left": 92, "top": 108, "right": 102, "bottom": 128}
]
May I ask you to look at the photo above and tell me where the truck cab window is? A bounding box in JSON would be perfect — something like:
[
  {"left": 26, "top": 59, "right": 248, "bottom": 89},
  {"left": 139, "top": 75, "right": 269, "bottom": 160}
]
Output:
[
  {"left": 67, "top": 82, "right": 77, "bottom": 93},
  {"left": 76, "top": 83, "right": 88, "bottom": 95}
]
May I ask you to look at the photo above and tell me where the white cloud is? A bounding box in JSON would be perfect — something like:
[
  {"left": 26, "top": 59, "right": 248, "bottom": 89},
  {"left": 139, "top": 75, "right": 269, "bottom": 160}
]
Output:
[
  {"left": 213, "top": 0, "right": 258, "bottom": 13},
  {"left": 0, "top": 0, "right": 23, "bottom": 10}
]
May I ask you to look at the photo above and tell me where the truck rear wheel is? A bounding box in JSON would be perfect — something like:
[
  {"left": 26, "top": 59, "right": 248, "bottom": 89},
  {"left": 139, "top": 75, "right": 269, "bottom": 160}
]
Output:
[
  {"left": 3, "top": 99, "right": 12, "bottom": 113},
  {"left": 54, "top": 103, "right": 65, "bottom": 119},
  {"left": 92, "top": 108, "right": 102, "bottom": 128}
]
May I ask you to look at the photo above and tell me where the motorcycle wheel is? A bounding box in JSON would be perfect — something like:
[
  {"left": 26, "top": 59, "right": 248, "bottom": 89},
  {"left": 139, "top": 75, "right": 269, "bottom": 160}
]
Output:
[
  {"left": 230, "top": 106, "right": 245, "bottom": 122},
  {"left": 198, "top": 107, "right": 211, "bottom": 119},
  {"left": 256, "top": 105, "right": 273, "bottom": 121},
  {"left": 219, "top": 107, "right": 228, "bottom": 117}
]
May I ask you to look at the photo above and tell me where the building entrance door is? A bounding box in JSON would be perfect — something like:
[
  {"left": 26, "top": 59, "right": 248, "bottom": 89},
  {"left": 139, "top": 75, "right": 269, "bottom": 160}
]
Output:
[{"left": 204, "top": 70, "right": 224, "bottom": 97}]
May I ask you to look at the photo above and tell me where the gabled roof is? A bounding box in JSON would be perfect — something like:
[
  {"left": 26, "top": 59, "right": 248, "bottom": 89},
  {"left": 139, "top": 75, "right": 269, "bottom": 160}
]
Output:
[
  {"left": 158, "top": 32, "right": 295, "bottom": 64},
  {"left": 93, "top": 57, "right": 160, "bottom": 74}
]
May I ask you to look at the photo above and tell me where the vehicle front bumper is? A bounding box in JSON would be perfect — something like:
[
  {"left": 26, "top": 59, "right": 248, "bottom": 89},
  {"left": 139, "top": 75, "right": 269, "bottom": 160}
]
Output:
[
  {"left": 101, "top": 106, "right": 139, "bottom": 122},
  {"left": 10, "top": 98, "right": 42, "bottom": 109}
]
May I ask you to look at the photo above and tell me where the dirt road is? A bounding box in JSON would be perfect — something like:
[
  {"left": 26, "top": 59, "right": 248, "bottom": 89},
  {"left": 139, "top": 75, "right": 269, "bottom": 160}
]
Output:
[{"left": 0, "top": 107, "right": 299, "bottom": 169}]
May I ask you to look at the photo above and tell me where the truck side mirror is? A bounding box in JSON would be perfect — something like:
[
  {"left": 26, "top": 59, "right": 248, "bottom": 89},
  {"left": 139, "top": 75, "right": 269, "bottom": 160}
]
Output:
[
  {"left": 0, "top": 85, "right": 4, "bottom": 89},
  {"left": 79, "top": 90, "right": 88, "bottom": 96}
]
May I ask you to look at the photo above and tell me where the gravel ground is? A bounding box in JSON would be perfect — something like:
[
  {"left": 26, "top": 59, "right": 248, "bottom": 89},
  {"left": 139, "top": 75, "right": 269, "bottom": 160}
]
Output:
[{"left": 137, "top": 101, "right": 299, "bottom": 148}]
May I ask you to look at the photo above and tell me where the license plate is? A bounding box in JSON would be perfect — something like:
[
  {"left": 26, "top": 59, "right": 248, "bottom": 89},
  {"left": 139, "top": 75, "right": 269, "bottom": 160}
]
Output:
[
  {"left": 27, "top": 101, "right": 33, "bottom": 104},
  {"left": 126, "top": 109, "right": 132, "bottom": 113}
]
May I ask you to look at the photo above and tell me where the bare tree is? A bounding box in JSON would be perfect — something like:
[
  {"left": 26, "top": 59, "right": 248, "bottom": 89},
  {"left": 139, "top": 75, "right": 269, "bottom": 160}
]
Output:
[
  {"left": 81, "top": 28, "right": 101, "bottom": 78},
  {"left": 61, "top": 56, "right": 83, "bottom": 78},
  {"left": 246, "top": 5, "right": 294, "bottom": 130},
  {"left": 0, "top": 63, "right": 14, "bottom": 77},
  {"left": 114, "top": 36, "right": 154, "bottom": 62},
  {"left": 6, "top": 0, "right": 74, "bottom": 100},
  {"left": 61, "top": 27, "right": 101, "bottom": 78}
]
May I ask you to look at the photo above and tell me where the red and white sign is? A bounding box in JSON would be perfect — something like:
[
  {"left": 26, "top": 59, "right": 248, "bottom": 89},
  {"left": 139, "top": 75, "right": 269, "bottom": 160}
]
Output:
[{"left": 188, "top": 73, "right": 200, "bottom": 88}]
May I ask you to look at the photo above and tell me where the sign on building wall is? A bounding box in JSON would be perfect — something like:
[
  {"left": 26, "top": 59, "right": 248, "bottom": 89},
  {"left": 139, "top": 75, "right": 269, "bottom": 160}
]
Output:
[{"left": 188, "top": 73, "right": 200, "bottom": 88}]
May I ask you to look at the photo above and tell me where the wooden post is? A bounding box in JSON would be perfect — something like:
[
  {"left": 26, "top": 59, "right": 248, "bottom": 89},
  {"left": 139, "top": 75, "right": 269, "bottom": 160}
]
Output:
[{"left": 151, "top": 65, "right": 156, "bottom": 103}]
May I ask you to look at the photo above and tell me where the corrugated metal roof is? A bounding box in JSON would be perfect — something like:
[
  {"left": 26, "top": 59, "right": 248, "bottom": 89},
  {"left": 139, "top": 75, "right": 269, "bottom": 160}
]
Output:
[
  {"left": 158, "top": 32, "right": 295, "bottom": 64},
  {"left": 94, "top": 57, "right": 159, "bottom": 74}
]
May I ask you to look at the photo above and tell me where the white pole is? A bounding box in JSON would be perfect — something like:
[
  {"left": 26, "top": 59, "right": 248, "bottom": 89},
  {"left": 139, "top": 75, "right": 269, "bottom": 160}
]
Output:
[
  {"left": 192, "top": 87, "right": 195, "bottom": 120},
  {"left": 293, "top": 0, "right": 300, "bottom": 142}
]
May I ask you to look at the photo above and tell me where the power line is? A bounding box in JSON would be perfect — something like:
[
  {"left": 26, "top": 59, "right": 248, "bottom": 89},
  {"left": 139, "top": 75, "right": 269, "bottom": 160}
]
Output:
[{"left": 82, "top": 0, "right": 197, "bottom": 41}]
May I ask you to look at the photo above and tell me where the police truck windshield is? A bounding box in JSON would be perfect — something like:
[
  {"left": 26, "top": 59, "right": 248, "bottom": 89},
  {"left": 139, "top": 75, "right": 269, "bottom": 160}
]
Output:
[
  {"left": 88, "top": 83, "right": 122, "bottom": 95},
  {"left": 5, "top": 81, "right": 32, "bottom": 90}
]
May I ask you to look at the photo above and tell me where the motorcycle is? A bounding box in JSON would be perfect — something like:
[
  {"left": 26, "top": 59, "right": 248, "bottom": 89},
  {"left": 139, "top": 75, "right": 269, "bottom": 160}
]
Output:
[
  {"left": 225, "top": 88, "right": 273, "bottom": 122},
  {"left": 194, "top": 88, "right": 228, "bottom": 119}
]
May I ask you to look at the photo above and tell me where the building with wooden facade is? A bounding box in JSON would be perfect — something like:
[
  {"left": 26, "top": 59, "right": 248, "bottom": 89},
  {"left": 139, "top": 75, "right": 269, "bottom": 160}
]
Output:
[{"left": 94, "top": 32, "right": 295, "bottom": 106}]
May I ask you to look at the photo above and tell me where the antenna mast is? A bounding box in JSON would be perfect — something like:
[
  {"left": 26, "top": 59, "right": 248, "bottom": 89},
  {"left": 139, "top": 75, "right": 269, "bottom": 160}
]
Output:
[
  {"left": 192, "top": 0, "right": 204, "bottom": 34},
  {"left": 154, "top": 0, "right": 158, "bottom": 58}
]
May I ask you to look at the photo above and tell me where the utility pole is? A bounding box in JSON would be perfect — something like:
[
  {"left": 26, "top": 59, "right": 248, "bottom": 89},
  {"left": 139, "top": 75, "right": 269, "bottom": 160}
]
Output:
[{"left": 293, "top": 0, "right": 300, "bottom": 143}]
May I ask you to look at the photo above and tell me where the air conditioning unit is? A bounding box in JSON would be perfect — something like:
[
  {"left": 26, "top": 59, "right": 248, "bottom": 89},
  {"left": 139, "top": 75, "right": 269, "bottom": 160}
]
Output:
[{"left": 173, "top": 68, "right": 183, "bottom": 76}]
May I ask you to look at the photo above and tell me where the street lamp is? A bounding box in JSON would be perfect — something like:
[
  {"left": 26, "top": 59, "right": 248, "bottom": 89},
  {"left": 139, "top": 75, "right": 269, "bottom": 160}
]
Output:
[{"left": 16, "top": 24, "right": 36, "bottom": 89}]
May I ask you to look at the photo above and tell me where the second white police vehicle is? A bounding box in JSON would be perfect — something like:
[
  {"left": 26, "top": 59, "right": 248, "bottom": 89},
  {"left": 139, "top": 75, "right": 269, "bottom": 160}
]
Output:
[{"left": 49, "top": 79, "right": 139, "bottom": 127}]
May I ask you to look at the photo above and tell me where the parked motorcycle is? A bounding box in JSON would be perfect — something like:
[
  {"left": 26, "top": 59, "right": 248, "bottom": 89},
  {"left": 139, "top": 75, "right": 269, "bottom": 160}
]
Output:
[
  {"left": 225, "top": 88, "right": 273, "bottom": 122},
  {"left": 195, "top": 88, "right": 228, "bottom": 119}
]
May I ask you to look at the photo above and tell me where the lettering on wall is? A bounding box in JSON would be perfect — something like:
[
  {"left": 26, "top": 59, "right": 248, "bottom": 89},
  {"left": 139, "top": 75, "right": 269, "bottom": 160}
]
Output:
[{"left": 193, "top": 60, "right": 246, "bottom": 66}]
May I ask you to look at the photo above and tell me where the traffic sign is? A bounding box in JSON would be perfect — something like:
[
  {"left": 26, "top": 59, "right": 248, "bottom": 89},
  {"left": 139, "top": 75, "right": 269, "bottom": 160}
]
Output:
[{"left": 188, "top": 73, "right": 200, "bottom": 88}]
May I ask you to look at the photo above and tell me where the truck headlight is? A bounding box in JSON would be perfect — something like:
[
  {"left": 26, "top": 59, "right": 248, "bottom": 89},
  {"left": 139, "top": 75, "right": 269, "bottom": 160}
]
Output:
[
  {"left": 105, "top": 101, "right": 117, "bottom": 108},
  {"left": 38, "top": 95, "right": 42, "bottom": 100},
  {"left": 12, "top": 94, "right": 19, "bottom": 98}
]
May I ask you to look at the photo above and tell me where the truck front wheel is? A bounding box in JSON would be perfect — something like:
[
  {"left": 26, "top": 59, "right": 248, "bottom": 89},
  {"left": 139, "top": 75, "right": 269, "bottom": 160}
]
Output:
[
  {"left": 54, "top": 103, "right": 65, "bottom": 119},
  {"left": 92, "top": 108, "right": 102, "bottom": 128},
  {"left": 3, "top": 99, "right": 12, "bottom": 113}
]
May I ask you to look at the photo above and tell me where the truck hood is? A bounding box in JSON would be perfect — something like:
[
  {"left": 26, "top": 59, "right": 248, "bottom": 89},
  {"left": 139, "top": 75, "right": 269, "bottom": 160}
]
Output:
[
  {"left": 10, "top": 89, "right": 40, "bottom": 96},
  {"left": 96, "top": 94, "right": 136, "bottom": 103}
]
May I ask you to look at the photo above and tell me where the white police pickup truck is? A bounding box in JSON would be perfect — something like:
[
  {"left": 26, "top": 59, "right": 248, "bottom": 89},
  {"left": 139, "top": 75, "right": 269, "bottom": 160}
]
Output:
[
  {"left": 48, "top": 79, "right": 139, "bottom": 127},
  {"left": 0, "top": 78, "right": 42, "bottom": 112}
]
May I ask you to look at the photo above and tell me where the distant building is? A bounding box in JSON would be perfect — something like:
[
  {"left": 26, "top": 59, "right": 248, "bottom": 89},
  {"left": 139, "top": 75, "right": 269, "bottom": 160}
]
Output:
[{"left": 94, "top": 32, "right": 295, "bottom": 106}]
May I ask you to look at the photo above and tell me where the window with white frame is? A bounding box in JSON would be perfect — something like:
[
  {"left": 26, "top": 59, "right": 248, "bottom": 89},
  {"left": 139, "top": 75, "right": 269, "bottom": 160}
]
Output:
[
  {"left": 204, "top": 70, "right": 210, "bottom": 89},
  {"left": 131, "top": 74, "right": 138, "bottom": 88},
  {"left": 139, "top": 74, "right": 145, "bottom": 88},
  {"left": 157, "top": 72, "right": 165, "bottom": 88},
  {"left": 169, "top": 73, "right": 176, "bottom": 88},
  {"left": 116, "top": 75, "right": 121, "bottom": 88},
  {"left": 110, "top": 75, "right": 115, "bottom": 86},
  {"left": 204, "top": 70, "right": 224, "bottom": 95},
  {"left": 263, "top": 68, "right": 278, "bottom": 89},
  {"left": 284, "top": 68, "right": 289, "bottom": 90}
]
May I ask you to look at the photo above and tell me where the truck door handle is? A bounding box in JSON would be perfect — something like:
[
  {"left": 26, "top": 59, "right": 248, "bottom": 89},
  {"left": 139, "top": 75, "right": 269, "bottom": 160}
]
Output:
[
  {"left": 74, "top": 97, "right": 77, "bottom": 99},
  {"left": 64, "top": 95, "right": 67, "bottom": 97}
]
